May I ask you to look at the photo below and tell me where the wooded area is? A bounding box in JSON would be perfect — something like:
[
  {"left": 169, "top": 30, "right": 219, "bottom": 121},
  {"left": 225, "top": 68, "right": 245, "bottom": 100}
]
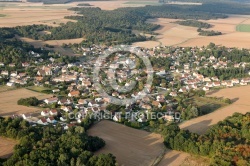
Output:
[
  {"left": 0, "top": 117, "right": 116, "bottom": 166},
  {"left": 162, "top": 112, "right": 250, "bottom": 165}
]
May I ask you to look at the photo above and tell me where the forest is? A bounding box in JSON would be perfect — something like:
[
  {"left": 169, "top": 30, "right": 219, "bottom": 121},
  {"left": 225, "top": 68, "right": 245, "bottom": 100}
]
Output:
[
  {"left": 174, "top": 20, "right": 212, "bottom": 29},
  {"left": 162, "top": 112, "right": 250, "bottom": 165},
  {"left": 1, "top": 1, "right": 250, "bottom": 46},
  {"left": 10, "top": 1, "right": 250, "bottom": 45},
  {"left": 0, "top": 117, "right": 116, "bottom": 166},
  {"left": 197, "top": 28, "right": 222, "bottom": 36}
]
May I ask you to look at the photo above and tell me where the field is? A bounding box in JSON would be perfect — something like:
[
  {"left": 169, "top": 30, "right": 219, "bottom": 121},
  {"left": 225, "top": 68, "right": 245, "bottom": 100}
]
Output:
[
  {"left": 88, "top": 120, "right": 165, "bottom": 166},
  {"left": 179, "top": 85, "right": 250, "bottom": 134},
  {"left": 134, "top": 15, "right": 250, "bottom": 49},
  {"left": 0, "top": 88, "right": 52, "bottom": 116},
  {"left": 0, "top": 137, "right": 17, "bottom": 159},
  {"left": 236, "top": 24, "right": 250, "bottom": 32},
  {"left": 193, "top": 96, "right": 229, "bottom": 114},
  {"left": 26, "top": 86, "right": 51, "bottom": 93},
  {"left": 15, "top": 35, "right": 83, "bottom": 56},
  {"left": 0, "top": 1, "right": 157, "bottom": 27},
  {"left": 0, "top": 85, "right": 16, "bottom": 93}
]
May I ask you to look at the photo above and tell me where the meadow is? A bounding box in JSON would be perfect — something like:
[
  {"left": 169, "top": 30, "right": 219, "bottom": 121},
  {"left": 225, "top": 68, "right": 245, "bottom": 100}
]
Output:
[{"left": 236, "top": 24, "right": 250, "bottom": 32}]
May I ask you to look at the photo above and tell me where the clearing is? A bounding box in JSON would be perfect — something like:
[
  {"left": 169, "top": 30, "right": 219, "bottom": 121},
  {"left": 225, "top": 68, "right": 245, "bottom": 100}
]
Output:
[
  {"left": 0, "top": 88, "right": 52, "bottom": 117},
  {"left": 179, "top": 85, "right": 250, "bottom": 134},
  {"left": 0, "top": 137, "right": 17, "bottom": 159}
]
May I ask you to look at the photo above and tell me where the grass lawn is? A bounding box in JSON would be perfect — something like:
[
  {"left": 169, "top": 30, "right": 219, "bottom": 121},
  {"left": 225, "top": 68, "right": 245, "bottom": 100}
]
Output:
[
  {"left": 26, "top": 86, "right": 52, "bottom": 93},
  {"left": 236, "top": 24, "right": 250, "bottom": 32},
  {"left": 0, "top": 14, "right": 5, "bottom": 17},
  {"left": 192, "top": 96, "right": 229, "bottom": 115},
  {"left": 0, "top": 85, "right": 16, "bottom": 93}
]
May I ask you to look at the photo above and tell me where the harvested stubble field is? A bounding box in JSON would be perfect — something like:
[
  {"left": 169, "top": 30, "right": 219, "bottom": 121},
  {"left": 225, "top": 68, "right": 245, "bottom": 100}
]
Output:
[
  {"left": 135, "top": 15, "right": 250, "bottom": 49},
  {"left": 0, "top": 1, "right": 156, "bottom": 28},
  {"left": 15, "top": 35, "right": 83, "bottom": 56},
  {"left": 179, "top": 85, "right": 250, "bottom": 134},
  {"left": 0, "top": 88, "right": 52, "bottom": 117},
  {"left": 0, "top": 137, "right": 17, "bottom": 159},
  {"left": 88, "top": 120, "right": 208, "bottom": 166},
  {"left": 88, "top": 120, "right": 165, "bottom": 166}
]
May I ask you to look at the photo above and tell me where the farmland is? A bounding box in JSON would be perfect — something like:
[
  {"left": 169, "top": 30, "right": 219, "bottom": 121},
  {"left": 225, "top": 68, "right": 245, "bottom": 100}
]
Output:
[
  {"left": 88, "top": 120, "right": 165, "bottom": 166},
  {"left": 134, "top": 15, "right": 250, "bottom": 49},
  {"left": 0, "top": 88, "right": 52, "bottom": 117},
  {"left": 236, "top": 24, "right": 250, "bottom": 32},
  {"left": 179, "top": 85, "right": 250, "bottom": 134},
  {"left": 0, "top": 137, "right": 17, "bottom": 159},
  {"left": 15, "top": 35, "right": 84, "bottom": 56}
]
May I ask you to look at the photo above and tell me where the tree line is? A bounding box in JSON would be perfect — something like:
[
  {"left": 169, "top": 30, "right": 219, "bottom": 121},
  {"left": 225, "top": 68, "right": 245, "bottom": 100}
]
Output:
[{"left": 161, "top": 112, "right": 250, "bottom": 165}]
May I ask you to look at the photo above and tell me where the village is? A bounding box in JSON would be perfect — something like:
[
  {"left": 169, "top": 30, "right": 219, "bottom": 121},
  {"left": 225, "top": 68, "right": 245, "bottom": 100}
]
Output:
[{"left": 1, "top": 43, "right": 250, "bottom": 129}]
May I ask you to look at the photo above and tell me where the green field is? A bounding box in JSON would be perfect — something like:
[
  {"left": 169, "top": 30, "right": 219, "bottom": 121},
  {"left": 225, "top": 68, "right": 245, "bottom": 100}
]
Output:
[
  {"left": 236, "top": 24, "right": 250, "bottom": 32},
  {"left": 124, "top": 1, "right": 161, "bottom": 5},
  {"left": 0, "top": 14, "right": 6, "bottom": 17},
  {"left": 26, "top": 86, "right": 52, "bottom": 93}
]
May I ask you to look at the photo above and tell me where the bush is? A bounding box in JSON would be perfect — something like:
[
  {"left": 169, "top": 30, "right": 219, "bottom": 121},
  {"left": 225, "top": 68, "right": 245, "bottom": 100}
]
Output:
[{"left": 17, "top": 97, "right": 39, "bottom": 106}]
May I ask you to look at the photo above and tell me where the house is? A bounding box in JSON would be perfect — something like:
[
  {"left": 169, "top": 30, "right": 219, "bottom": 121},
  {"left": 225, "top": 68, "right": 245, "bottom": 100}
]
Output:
[
  {"left": 37, "top": 66, "right": 52, "bottom": 76},
  {"left": 58, "top": 98, "right": 72, "bottom": 105},
  {"left": 113, "top": 114, "right": 121, "bottom": 122},
  {"left": 68, "top": 90, "right": 80, "bottom": 97},
  {"left": 77, "top": 99, "right": 87, "bottom": 105},
  {"left": 52, "top": 89, "right": 60, "bottom": 93},
  {"left": 137, "top": 117, "right": 147, "bottom": 123},
  {"left": 203, "top": 86, "right": 210, "bottom": 91},
  {"left": 61, "top": 106, "right": 72, "bottom": 112},
  {"left": 88, "top": 101, "right": 99, "bottom": 107},
  {"left": 60, "top": 117, "right": 67, "bottom": 122},
  {"left": 206, "top": 82, "right": 213, "bottom": 88},
  {"left": 1, "top": 70, "right": 8, "bottom": 76},
  {"left": 64, "top": 124, "right": 75, "bottom": 130},
  {"left": 44, "top": 97, "right": 58, "bottom": 104},
  {"left": 240, "top": 82, "right": 248, "bottom": 86},
  {"left": 232, "top": 79, "right": 240, "bottom": 84},
  {"left": 22, "top": 62, "right": 30, "bottom": 67},
  {"left": 212, "top": 82, "right": 221, "bottom": 87},
  {"left": 82, "top": 81, "right": 92, "bottom": 87},
  {"left": 241, "top": 78, "right": 250, "bottom": 83},
  {"left": 37, "top": 118, "right": 48, "bottom": 125},
  {"left": 46, "top": 117, "right": 57, "bottom": 123},
  {"left": 152, "top": 101, "right": 162, "bottom": 108},
  {"left": 49, "top": 109, "right": 58, "bottom": 116},
  {"left": 169, "top": 92, "right": 177, "bottom": 97},
  {"left": 6, "top": 82, "right": 15, "bottom": 87},
  {"left": 211, "top": 77, "right": 219, "bottom": 81},
  {"left": 163, "top": 115, "right": 174, "bottom": 122},
  {"left": 22, "top": 114, "right": 31, "bottom": 120},
  {"left": 179, "top": 87, "right": 187, "bottom": 93},
  {"left": 9, "top": 63, "right": 15, "bottom": 67},
  {"left": 226, "top": 81, "right": 234, "bottom": 87},
  {"left": 41, "top": 110, "right": 49, "bottom": 116}
]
